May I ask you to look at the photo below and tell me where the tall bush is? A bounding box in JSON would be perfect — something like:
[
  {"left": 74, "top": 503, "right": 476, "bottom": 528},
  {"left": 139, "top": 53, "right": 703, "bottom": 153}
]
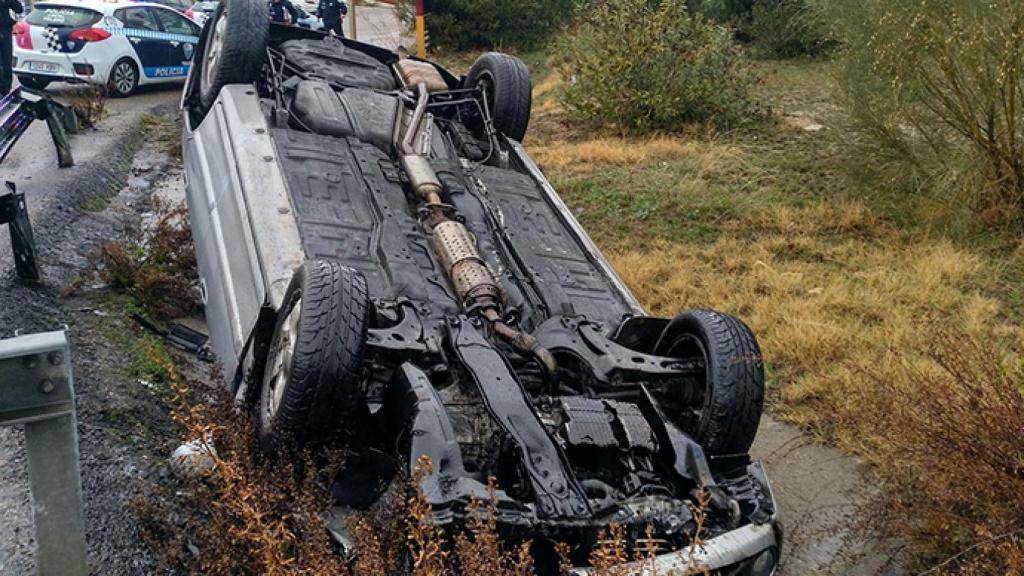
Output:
[
  {"left": 686, "top": 0, "right": 753, "bottom": 22},
  {"left": 424, "top": 0, "right": 573, "bottom": 51},
  {"left": 555, "top": 0, "right": 754, "bottom": 132},
  {"left": 742, "top": 0, "right": 833, "bottom": 58},
  {"left": 832, "top": 1, "right": 1024, "bottom": 226}
]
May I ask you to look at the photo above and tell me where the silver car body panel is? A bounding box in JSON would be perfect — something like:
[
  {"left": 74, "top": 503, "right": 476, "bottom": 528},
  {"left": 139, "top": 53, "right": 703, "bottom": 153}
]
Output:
[{"left": 182, "top": 85, "right": 304, "bottom": 380}]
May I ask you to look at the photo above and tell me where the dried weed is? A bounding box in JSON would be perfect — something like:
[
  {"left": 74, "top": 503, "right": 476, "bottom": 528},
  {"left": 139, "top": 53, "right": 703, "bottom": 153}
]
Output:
[
  {"left": 71, "top": 197, "right": 200, "bottom": 319},
  {"left": 134, "top": 348, "right": 347, "bottom": 575}
]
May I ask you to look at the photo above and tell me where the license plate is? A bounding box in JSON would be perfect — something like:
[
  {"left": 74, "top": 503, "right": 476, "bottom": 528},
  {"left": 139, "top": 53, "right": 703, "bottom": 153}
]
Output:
[{"left": 27, "top": 62, "right": 59, "bottom": 74}]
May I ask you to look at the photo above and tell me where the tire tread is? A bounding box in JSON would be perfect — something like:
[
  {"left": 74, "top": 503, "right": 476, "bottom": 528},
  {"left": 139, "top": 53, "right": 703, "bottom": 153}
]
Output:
[
  {"left": 260, "top": 260, "right": 369, "bottom": 448},
  {"left": 674, "top": 309, "right": 764, "bottom": 455},
  {"left": 466, "top": 52, "right": 532, "bottom": 142}
]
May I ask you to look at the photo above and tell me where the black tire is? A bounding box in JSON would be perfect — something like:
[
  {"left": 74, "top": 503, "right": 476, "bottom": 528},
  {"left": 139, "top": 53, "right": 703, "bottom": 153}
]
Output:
[
  {"left": 258, "top": 260, "right": 371, "bottom": 451},
  {"left": 465, "top": 52, "right": 532, "bottom": 142},
  {"left": 16, "top": 75, "right": 50, "bottom": 91},
  {"left": 198, "top": 0, "right": 268, "bottom": 109},
  {"left": 655, "top": 310, "right": 764, "bottom": 455},
  {"left": 108, "top": 59, "right": 138, "bottom": 97}
]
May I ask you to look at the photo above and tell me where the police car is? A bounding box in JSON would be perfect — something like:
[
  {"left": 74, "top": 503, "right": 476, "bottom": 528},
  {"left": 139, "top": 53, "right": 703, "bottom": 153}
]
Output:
[{"left": 13, "top": 1, "right": 200, "bottom": 97}]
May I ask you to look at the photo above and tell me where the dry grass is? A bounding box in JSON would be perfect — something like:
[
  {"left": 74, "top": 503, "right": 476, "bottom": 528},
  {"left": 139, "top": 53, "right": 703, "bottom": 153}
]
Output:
[
  {"left": 134, "top": 345, "right": 348, "bottom": 575},
  {"left": 605, "top": 202, "right": 1022, "bottom": 450},
  {"left": 518, "top": 52, "right": 1024, "bottom": 573},
  {"left": 530, "top": 136, "right": 736, "bottom": 176},
  {"left": 64, "top": 84, "right": 107, "bottom": 129},
  {"left": 71, "top": 197, "right": 201, "bottom": 319},
  {"left": 857, "top": 332, "right": 1024, "bottom": 574},
  {"left": 451, "top": 479, "right": 534, "bottom": 576},
  {"left": 338, "top": 462, "right": 715, "bottom": 575}
]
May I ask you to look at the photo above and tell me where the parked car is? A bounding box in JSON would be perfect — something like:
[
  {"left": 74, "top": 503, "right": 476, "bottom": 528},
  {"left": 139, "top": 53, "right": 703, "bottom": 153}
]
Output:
[
  {"left": 13, "top": 1, "right": 200, "bottom": 96},
  {"left": 185, "top": 0, "right": 217, "bottom": 26},
  {"left": 131, "top": 0, "right": 192, "bottom": 12},
  {"left": 180, "top": 3, "right": 782, "bottom": 574}
]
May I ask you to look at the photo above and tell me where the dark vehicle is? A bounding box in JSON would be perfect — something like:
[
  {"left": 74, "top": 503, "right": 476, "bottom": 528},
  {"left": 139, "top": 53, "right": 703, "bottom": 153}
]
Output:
[{"left": 180, "top": 1, "right": 781, "bottom": 573}]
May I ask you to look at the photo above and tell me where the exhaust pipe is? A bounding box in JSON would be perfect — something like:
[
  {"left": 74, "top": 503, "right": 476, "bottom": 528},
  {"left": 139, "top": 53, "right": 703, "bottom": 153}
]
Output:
[{"left": 399, "top": 84, "right": 556, "bottom": 377}]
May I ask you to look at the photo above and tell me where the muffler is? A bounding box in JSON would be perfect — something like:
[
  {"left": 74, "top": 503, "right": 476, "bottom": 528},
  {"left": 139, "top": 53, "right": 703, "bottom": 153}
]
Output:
[{"left": 398, "top": 84, "right": 555, "bottom": 376}]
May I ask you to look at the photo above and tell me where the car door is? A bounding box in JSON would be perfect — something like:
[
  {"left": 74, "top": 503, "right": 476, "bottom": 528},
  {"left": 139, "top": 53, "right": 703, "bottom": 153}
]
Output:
[
  {"left": 151, "top": 7, "right": 199, "bottom": 79},
  {"left": 112, "top": 6, "right": 166, "bottom": 79}
]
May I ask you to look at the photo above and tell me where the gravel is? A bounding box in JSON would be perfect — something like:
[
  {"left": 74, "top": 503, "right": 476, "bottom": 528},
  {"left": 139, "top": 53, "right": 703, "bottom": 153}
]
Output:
[{"left": 0, "top": 91, "right": 186, "bottom": 575}]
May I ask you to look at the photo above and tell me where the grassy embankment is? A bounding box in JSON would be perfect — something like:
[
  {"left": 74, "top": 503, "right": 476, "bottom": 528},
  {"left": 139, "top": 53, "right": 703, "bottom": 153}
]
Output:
[
  {"left": 502, "top": 52, "right": 1024, "bottom": 568},
  {"left": 511, "top": 56, "right": 1024, "bottom": 451}
]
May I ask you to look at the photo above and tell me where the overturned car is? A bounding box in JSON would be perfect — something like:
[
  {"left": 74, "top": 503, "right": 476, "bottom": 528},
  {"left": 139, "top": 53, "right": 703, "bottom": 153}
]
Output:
[{"left": 180, "top": 1, "right": 781, "bottom": 573}]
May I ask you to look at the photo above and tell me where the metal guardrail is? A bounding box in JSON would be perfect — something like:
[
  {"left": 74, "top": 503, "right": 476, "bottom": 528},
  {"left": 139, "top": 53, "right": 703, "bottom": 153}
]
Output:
[
  {"left": 0, "top": 182, "right": 40, "bottom": 281},
  {"left": 0, "top": 86, "right": 79, "bottom": 281},
  {"left": 0, "top": 87, "right": 75, "bottom": 168},
  {"left": 0, "top": 330, "right": 88, "bottom": 576}
]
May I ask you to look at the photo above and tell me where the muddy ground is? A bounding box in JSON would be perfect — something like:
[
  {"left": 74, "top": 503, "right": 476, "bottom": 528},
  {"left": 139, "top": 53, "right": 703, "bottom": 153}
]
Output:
[{"left": 0, "top": 90, "right": 901, "bottom": 574}]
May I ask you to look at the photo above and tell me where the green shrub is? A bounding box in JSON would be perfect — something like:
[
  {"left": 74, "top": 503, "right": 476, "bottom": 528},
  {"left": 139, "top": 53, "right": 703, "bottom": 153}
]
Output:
[
  {"left": 424, "top": 0, "right": 573, "bottom": 51},
  {"left": 742, "top": 0, "right": 833, "bottom": 58},
  {"left": 832, "top": 0, "right": 1024, "bottom": 226},
  {"left": 555, "top": 0, "right": 754, "bottom": 132},
  {"left": 686, "top": 0, "right": 754, "bottom": 22}
]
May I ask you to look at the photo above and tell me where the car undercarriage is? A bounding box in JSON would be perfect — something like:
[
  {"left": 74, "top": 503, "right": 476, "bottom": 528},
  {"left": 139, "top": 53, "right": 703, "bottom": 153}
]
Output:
[{"left": 181, "top": 4, "right": 781, "bottom": 573}]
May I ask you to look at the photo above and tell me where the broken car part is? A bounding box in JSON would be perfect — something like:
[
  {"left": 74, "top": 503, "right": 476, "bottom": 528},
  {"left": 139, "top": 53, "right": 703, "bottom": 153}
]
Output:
[
  {"left": 0, "top": 88, "right": 75, "bottom": 168},
  {"left": 132, "top": 314, "right": 215, "bottom": 362}
]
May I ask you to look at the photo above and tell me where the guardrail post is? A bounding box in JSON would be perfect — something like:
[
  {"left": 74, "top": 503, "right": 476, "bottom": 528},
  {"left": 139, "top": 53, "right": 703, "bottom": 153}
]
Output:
[
  {"left": 0, "top": 330, "right": 88, "bottom": 576},
  {"left": 42, "top": 100, "right": 74, "bottom": 168},
  {"left": 0, "top": 182, "right": 40, "bottom": 281}
]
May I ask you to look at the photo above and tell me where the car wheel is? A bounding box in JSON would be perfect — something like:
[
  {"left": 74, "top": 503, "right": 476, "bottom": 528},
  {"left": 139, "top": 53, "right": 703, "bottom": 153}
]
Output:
[
  {"left": 199, "top": 0, "right": 269, "bottom": 109},
  {"left": 17, "top": 75, "right": 51, "bottom": 91},
  {"left": 258, "top": 260, "right": 371, "bottom": 451},
  {"left": 108, "top": 59, "right": 138, "bottom": 97},
  {"left": 655, "top": 309, "right": 765, "bottom": 455},
  {"left": 465, "top": 52, "right": 532, "bottom": 142}
]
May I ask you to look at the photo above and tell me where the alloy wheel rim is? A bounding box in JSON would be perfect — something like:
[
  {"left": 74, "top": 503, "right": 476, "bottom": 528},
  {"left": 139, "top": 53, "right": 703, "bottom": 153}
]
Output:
[
  {"left": 114, "top": 63, "right": 134, "bottom": 94},
  {"left": 204, "top": 14, "right": 226, "bottom": 92},
  {"left": 265, "top": 297, "right": 302, "bottom": 420}
]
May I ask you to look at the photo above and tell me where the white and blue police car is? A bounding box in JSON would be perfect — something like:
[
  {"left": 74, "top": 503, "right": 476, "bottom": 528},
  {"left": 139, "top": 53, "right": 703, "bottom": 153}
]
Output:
[{"left": 13, "top": 1, "right": 201, "bottom": 96}]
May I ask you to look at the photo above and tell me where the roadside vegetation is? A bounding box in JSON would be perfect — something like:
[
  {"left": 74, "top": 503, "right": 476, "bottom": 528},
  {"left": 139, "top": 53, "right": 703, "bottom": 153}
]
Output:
[
  {"left": 65, "top": 84, "right": 108, "bottom": 129},
  {"left": 421, "top": 0, "right": 572, "bottom": 51},
  {"left": 555, "top": 0, "right": 753, "bottom": 131},
  {"left": 509, "top": 0, "right": 1024, "bottom": 572},
  {"left": 72, "top": 197, "right": 200, "bottom": 319}
]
